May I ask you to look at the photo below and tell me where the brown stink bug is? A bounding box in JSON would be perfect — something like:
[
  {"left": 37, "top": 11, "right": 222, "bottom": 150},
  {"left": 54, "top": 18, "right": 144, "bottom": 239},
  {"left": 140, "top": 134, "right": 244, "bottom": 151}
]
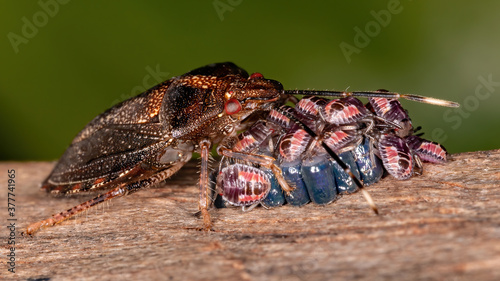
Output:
[{"left": 24, "top": 62, "right": 459, "bottom": 235}]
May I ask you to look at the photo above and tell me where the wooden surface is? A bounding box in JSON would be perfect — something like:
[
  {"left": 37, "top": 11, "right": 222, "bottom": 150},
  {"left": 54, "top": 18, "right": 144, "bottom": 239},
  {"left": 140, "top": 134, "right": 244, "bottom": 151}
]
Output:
[{"left": 2, "top": 149, "right": 500, "bottom": 280}]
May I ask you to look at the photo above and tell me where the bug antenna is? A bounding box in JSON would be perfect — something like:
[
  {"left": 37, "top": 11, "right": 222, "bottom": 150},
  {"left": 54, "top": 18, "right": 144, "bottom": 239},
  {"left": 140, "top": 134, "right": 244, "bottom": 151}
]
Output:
[
  {"left": 319, "top": 138, "right": 379, "bottom": 215},
  {"left": 284, "top": 95, "right": 299, "bottom": 105},
  {"left": 277, "top": 107, "right": 379, "bottom": 215},
  {"left": 284, "top": 90, "right": 460, "bottom": 108}
]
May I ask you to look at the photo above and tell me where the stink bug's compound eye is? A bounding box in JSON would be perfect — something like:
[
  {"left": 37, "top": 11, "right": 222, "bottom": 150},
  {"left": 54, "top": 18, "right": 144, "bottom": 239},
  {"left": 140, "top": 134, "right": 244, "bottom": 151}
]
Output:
[
  {"left": 250, "top": 72, "right": 264, "bottom": 79},
  {"left": 225, "top": 98, "right": 242, "bottom": 115}
]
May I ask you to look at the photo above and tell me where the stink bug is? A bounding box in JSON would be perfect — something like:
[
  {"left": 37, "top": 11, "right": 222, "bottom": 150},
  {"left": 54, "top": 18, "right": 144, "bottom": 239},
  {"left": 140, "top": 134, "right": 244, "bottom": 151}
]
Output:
[{"left": 24, "top": 62, "right": 459, "bottom": 235}]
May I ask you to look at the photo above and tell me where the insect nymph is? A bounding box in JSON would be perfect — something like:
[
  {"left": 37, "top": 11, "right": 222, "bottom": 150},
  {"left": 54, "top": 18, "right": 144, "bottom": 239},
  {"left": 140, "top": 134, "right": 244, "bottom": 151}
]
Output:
[{"left": 24, "top": 62, "right": 459, "bottom": 235}]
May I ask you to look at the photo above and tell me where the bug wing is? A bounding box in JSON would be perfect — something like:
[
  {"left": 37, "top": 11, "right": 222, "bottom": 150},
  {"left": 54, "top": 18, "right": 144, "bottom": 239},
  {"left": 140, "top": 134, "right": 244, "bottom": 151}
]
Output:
[
  {"left": 46, "top": 123, "right": 167, "bottom": 183},
  {"left": 43, "top": 82, "right": 174, "bottom": 194}
]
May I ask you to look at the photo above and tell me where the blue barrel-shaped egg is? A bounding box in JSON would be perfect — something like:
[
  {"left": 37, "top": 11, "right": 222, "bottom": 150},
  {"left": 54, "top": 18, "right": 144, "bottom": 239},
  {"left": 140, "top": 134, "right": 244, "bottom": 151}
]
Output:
[
  {"left": 353, "top": 138, "right": 383, "bottom": 185},
  {"left": 260, "top": 168, "right": 286, "bottom": 208},
  {"left": 281, "top": 160, "right": 310, "bottom": 206},
  {"left": 214, "top": 193, "right": 227, "bottom": 209},
  {"left": 331, "top": 151, "right": 362, "bottom": 194},
  {"left": 301, "top": 155, "right": 338, "bottom": 205}
]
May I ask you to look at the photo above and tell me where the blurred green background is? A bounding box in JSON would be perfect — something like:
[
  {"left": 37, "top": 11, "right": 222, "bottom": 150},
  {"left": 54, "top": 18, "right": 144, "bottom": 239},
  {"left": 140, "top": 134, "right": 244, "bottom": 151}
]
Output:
[{"left": 1, "top": 0, "right": 499, "bottom": 161}]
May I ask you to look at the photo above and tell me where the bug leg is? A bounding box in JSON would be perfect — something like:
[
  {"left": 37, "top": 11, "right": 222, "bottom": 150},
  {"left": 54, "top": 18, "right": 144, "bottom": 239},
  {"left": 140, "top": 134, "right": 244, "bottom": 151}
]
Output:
[
  {"left": 242, "top": 203, "right": 260, "bottom": 212},
  {"left": 24, "top": 156, "right": 190, "bottom": 236},
  {"left": 413, "top": 154, "right": 423, "bottom": 176},
  {"left": 25, "top": 176, "right": 170, "bottom": 236},
  {"left": 368, "top": 137, "right": 377, "bottom": 169},
  {"left": 24, "top": 185, "right": 129, "bottom": 236},
  {"left": 373, "top": 115, "right": 403, "bottom": 130},
  {"left": 24, "top": 176, "right": 169, "bottom": 236},
  {"left": 336, "top": 135, "right": 363, "bottom": 154},
  {"left": 198, "top": 139, "right": 213, "bottom": 231}
]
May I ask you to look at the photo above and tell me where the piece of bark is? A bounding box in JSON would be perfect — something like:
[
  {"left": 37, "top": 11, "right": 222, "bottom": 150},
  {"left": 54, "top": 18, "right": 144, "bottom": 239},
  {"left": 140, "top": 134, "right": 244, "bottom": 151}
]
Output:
[{"left": 2, "top": 149, "right": 500, "bottom": 280}]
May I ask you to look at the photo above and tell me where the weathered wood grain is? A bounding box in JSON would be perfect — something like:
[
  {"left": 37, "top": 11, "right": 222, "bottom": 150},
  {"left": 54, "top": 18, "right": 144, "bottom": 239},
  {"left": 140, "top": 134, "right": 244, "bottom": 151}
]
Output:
[{"left": 2, "top": 149, "right": 500, "bottom": 280}]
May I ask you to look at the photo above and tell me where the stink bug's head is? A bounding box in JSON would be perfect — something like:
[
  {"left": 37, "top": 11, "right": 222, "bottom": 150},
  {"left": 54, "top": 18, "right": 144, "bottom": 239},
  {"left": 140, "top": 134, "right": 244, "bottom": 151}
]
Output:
[{"left": 223, "top": 73, "right": 284, "bottom": 119}]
